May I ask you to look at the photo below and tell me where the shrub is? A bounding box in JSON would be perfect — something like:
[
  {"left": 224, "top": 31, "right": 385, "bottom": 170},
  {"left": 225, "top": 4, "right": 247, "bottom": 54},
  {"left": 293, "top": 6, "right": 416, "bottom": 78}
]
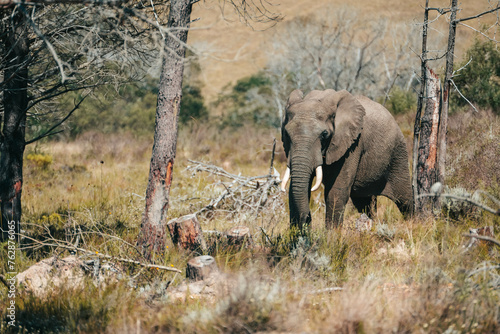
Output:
[
  {"left": 384, "top": 87, "right": 416, "bottom": 115},
  {"left": 215, "top": 73, "right": 279, "bottom": 128},
  {"left": 180, "top": 84, "right": 209, "bottom": 124},
  {"left": 452, "top": 40, "right": 500, "bottom": 113},
  {"left": 26, "top": 153, "right": 53, "bottom": 169}
]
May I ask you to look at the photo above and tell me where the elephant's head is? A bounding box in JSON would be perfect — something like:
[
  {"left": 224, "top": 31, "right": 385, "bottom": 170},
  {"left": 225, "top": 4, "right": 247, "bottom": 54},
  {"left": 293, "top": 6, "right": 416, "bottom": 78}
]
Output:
[{"left": 281, "top": 89, "right": 365, "bottom": 228}]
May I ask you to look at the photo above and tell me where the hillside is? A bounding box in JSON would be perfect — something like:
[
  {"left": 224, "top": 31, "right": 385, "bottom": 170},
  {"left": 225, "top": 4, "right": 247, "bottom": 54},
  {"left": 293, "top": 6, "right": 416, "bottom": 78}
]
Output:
[{"left": 188, "top": 0, "right": 491, "bottom": 100}]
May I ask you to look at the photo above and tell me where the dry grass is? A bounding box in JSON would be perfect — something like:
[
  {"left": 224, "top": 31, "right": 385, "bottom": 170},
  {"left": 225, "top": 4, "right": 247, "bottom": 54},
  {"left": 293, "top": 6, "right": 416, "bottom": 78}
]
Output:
[
  {"left": 1, "top": 112, "right": 499, "bottom": 333},
  {"left": 189, "top": 0, "right": 493, "bottom": 101}
]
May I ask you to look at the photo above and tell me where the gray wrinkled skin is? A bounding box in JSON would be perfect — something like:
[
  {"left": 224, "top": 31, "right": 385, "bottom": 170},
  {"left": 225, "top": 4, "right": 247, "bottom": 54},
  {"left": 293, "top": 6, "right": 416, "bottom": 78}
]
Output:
[{"left": 282, "top": 89, "right": 413, "bottom": 230}]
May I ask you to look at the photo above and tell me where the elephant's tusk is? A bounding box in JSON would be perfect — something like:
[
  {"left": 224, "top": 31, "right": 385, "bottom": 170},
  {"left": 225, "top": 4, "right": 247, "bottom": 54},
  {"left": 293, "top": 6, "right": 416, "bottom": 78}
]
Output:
[
  {"left": 311, "top": 166, "right": 323, "bottom": 192},
  {"left": 281, "top": 167, "right": 290, "bottom": 192}
]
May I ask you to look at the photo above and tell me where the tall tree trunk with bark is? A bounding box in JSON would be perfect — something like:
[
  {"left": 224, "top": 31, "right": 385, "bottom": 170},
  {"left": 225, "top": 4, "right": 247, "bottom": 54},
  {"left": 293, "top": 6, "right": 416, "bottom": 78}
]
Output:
[
  {"left": 416, "top": 67, "right": 441, "bottom": 212},
  {"left": 438, "top": 0, "right": 458, "bottom": 185},
  {"left": 0, "top": 8, "right": 29, "bottom": 241},
  {"left": 137, "top": 0, "right": 192, "bottom": 259}
]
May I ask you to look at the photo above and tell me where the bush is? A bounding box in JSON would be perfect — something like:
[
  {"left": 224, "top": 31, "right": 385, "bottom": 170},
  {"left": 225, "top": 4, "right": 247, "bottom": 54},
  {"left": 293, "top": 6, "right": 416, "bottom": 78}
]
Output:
[
  {"left": 47, "top": 75, "right": 208, "bottom": 138},
  {"left": 26, "top": 153, "right": 53, "bottom": 169},
  {"left": 452, "top": 40, "right": 500, "bottom": 113},
  {"left": 215, "top": 73, "right": 279, "bottom": 128},
  {"left": 384, "top": 87, "right": 416, "bottom": 115},
  {"left": 180, "top": 84, "right": 209, "bottom": 124}
]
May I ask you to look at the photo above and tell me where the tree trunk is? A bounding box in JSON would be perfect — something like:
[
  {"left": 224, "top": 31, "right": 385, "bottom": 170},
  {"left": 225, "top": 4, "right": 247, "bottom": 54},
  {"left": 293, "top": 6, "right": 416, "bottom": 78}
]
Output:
[
  {"left": 439, "top": 0, "right": 458, "bottom": 186},
  {"left": 412, "top": 0, "right": 429, "bottom": 213},
  {"left": 137, "top": 0, "right": 192, "bottom": 259},
  {"left": 416, "top": 67, "right": 441, "bottom": 212},
  {"left": 0, "top": 9, "right": 29, "bottom": 242}
]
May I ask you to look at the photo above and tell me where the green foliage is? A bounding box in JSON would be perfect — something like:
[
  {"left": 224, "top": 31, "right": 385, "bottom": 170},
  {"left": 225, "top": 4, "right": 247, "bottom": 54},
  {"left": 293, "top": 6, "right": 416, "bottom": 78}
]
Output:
[
  {"left": 216, "top": 73, "right": 279, "bottom": 128},
  {"left": 37, "top": 72, "right": 208, "bottom": 139},
  {"left": 180, "top": 84, "right": 209, "bottom": 124},
  {"left": 452, "top": 40, "right": 500, "bottom": 113},
  {"left": 233, "top": 74, "right": 270, "bottom": 93},
  {"left": 384, "top": 87, "right": 417, "bottom": 115}
]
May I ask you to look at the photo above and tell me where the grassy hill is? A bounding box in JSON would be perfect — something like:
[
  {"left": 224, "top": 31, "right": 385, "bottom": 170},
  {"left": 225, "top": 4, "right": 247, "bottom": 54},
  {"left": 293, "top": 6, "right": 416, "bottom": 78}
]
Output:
[{"left": 188, "top": 0, "right": 492, "bottom": 100}]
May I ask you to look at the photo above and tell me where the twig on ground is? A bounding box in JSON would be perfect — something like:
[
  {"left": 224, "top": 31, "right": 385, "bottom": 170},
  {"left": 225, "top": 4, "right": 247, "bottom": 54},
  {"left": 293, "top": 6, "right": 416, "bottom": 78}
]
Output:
[
  {"left": 19, "top": 232, "right": 182, "bottom": 273},
  {"left": 463, "top": 233, "right": 500, "bottom": 248}
]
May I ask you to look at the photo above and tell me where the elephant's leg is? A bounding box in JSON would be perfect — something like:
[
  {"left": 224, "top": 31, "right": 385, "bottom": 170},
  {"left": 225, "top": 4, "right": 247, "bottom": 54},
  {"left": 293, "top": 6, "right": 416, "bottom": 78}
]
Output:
[
  {"left": 351, "top": 196, "right": 377, "bottom": 218},
  {"left": 324, "top": 185, "right": 350, "bottom": 229},
  {"left": 383, "top": 141, "right": 414, "bottom": 217}
]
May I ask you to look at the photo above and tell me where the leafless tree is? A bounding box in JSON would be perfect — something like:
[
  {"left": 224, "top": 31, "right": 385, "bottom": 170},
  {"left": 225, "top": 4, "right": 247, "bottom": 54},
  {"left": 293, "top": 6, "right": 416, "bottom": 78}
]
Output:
[
  {"left": 412, "top": 0, "right": 500, "bottom": 213},
  {"left": 136, "top": 0, "right": 282, "bottom": 260},
  {"left": 265, "top": 9, "right": 419, "bottom": 119},
  {"left": 0, "top": 1, "right": 166, "bottom": 241}
]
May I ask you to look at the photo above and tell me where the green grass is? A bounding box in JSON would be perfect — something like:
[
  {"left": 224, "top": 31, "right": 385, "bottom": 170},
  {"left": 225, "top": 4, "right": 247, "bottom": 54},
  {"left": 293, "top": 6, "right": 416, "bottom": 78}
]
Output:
[{"left": 1, "top": 113, "right": 499, "bottom": 333}]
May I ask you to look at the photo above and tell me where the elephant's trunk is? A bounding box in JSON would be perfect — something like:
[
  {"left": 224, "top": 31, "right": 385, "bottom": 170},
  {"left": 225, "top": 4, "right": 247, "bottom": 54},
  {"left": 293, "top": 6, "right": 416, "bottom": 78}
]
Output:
[{"left": 289, "top": 154, "right": 315, "bottom": 230}]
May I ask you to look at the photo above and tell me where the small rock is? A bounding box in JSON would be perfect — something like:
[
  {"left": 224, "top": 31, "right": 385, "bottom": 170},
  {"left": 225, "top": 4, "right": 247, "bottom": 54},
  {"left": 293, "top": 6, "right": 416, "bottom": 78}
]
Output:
[
  {"left": 16, "top": 256, "right": 87, "bottom": 297},
  {"left": 355, "top": 213, "right": 373, "bottom": 232}
]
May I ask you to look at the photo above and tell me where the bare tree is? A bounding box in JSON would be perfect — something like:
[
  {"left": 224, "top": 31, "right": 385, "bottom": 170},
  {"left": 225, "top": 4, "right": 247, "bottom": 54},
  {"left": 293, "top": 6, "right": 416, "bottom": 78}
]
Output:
[
  {"left": 265, "top": 9, "right": 419, "bottom": 118},
  {"left": 136, "top": 0, "right": 281, "bottom": 260},
  {"left": 0, "top": 1, "right": 168, "bottom": 241},
  {"left": 136, "top": 0, "right": 193, "bottom": 259},
  {"left": 412, "top": 0, "right": 500, "bottom": 213}
]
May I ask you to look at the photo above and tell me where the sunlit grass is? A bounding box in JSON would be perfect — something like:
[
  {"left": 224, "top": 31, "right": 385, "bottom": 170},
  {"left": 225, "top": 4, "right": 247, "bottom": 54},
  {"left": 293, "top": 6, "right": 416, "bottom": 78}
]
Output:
[{"left": 1, "top": 113, "right": 499, "bottom": 333}]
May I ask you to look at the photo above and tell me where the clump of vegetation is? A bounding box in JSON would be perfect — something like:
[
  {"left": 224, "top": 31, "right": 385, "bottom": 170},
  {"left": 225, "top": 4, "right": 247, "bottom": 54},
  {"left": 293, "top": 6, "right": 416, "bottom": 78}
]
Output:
[
  {"left": 452, "top": 39, "right": 500, "bottom": 113},
  {"left": 215, "top": 73, "right": 279, "bottom": 128},
  {"left": 25, "top": 153, "right": 53, "bottom": 170},
  {"left": 384, "top": 87, "right": 417, "bottom": 115}
]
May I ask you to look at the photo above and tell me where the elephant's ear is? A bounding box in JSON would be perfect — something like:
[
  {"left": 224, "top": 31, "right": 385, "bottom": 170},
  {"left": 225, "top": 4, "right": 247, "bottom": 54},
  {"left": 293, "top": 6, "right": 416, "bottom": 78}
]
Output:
[
  {"left": 324, "top": 90, "right": 365, "bottom": 165},
  {"left": 285, "top": 89, "right": 304, "bottom": 109},
  {"left": 282, "top": 89, "right": 303, "bottom": 158}
]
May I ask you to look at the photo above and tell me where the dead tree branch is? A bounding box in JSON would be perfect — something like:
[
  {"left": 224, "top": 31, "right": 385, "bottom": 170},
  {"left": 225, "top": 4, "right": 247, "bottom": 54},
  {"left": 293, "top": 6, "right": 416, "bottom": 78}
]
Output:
[
  {"left": 463, "top": 234, "right": 500, "bottom": 248},
  {"left": 186, "top": 141, "right": 283, "bottom": 218}
]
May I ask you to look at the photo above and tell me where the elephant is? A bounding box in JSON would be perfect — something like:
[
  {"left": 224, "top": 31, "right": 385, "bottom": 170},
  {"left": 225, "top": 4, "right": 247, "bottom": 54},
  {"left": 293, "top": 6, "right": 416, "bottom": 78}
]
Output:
[{"left": 280, "top": 89, "right": 413, "bottom": 230}]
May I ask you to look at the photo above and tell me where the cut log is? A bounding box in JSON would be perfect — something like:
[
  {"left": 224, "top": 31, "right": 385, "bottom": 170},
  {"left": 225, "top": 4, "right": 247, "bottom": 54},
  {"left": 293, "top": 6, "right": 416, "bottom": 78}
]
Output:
[
  {"left": 167, "top": 214, "right": 206, "bottom": 251},
  {"left": 186, "top": 255, "right": 218, "bottom": 281},
  {"left": 226, "top": 226, "right": 252, "bottom": 246}
]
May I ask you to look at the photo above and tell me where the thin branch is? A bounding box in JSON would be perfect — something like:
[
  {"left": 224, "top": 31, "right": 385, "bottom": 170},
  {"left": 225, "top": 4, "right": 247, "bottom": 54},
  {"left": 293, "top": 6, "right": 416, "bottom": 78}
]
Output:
[
  {"left": 462, "top": 234, "right": 500, "bottom": 248},
  {"left": 457, "top": 22, "right": 500, "bottom": 43},
  {"left": 25, "top": 95, "right": 88, "bottom": 144},
  {"left": 450, "top": 79, "right": 478, "bottom": 112},
  {"left": 19, "top": 233, "right": 182, "bottom": 273},
  {"left": 20, "top": 6, "right": 70, "bottom": 83},
  {"left": 417, "top": 193, "right": 500, "bottom": 216},
  {"left": 455, "top": 5, "right": 500, "bottom": 23}
]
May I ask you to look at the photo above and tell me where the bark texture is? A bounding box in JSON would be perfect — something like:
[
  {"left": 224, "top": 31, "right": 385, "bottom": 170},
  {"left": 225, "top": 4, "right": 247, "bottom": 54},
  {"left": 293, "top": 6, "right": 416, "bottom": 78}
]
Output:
[
  {"left": 412, "top": 0, "right": 429, "bottom": 208},
  {"left": 416, "top": 68, "right": 441, "bottom": 212},
  {"left": 186, "top": 255, "right": 218, "bottom": 281},
  {"left": 0, "top": 9, "right": 29, "bottom": 241},
  {"left": 439, "top": 0, "right": 458, "bottom": 185},
  {"left": 167, "top": 214, "right": 206, "bottom": 251},
  {"left": 137, "top": 0, "right": 192, "bottom": 259}
]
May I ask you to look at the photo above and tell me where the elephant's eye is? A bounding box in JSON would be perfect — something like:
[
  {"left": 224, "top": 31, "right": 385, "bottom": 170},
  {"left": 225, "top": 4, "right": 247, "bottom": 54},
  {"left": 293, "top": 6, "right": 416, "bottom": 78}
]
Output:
[{"left": 321, "top": 130, "right": 329, "bottom": 139}]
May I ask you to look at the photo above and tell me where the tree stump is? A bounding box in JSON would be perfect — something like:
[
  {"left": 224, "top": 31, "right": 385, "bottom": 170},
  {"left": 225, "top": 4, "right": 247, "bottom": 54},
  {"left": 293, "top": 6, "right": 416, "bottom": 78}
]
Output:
[
  {"left": 186, "top": 255, "right": 218, "bottom": 281},
  {"left": 226, "top": 226, "right": 252, "bottom": 246},
  {"left": 167, "top": 214, "right": 206, "bottom": 251}
]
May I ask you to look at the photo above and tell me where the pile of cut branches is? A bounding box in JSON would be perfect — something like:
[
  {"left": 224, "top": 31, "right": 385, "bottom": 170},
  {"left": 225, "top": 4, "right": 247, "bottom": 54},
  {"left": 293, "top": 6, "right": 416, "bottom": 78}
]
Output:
[{"left": 186, "top": 141, "right": 285, "bottom": 219}]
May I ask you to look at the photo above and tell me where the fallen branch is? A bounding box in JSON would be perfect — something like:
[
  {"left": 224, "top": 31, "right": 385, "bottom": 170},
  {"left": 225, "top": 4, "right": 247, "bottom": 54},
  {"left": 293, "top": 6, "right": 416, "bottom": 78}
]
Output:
[
  {"left": 418, "top": 185, "right": 500, "bottom": 216},
  {"left": 186, "top": 140, "right": 284, "bottom": 219},
  {"left": 463, "top": 234, "right": 500, "bottom": 248},
  {"left": 19, "top": 233, "right": 182, "bottom": 273}
]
